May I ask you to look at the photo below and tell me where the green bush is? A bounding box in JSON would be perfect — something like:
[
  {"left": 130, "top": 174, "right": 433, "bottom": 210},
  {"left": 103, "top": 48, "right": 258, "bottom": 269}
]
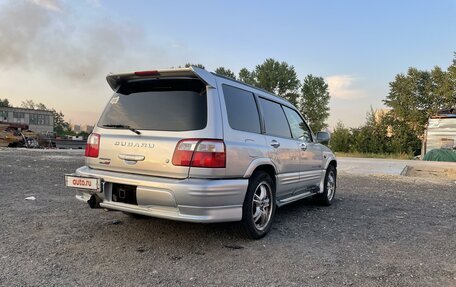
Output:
[{"left": 330, "top": 109, "right": 420, "bottom": 157}]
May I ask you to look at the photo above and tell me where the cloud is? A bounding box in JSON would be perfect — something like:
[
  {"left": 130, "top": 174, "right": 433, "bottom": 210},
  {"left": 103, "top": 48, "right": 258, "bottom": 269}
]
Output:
[
  {"left": 0, "top": 2, "right": 52, "bottom": 67},
  {"left": 29, "top": 0, "right": 61, "bottom": 11},
  {"left": 0, "top": 0, "right": 167, "bottom": 83},
  {"left": 326, "top": 75, "right": 366, "bottom": 100}
]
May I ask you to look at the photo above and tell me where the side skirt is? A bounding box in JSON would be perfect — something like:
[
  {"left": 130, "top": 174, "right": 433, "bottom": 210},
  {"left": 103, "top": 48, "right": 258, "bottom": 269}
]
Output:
[{"left": 276, "top": 191, "right": 316, "bottom": 207}]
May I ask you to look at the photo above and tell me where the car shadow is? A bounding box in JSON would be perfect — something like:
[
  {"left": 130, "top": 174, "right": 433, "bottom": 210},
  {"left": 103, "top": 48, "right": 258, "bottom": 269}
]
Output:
[{"left": 86, "top": 194, "right": 344, "bottom": 245}]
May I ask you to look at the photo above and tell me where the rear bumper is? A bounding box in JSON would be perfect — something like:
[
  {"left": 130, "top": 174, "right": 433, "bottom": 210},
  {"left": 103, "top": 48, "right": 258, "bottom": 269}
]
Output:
[{"left": 74, "top": 166, "right": 248, "bottom": 223}]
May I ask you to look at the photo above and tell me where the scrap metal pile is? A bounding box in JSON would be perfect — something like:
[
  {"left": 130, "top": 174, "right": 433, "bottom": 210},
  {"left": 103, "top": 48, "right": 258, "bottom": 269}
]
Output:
[{"left": 0, "top": 123, "right": 55, "bottom": 148}]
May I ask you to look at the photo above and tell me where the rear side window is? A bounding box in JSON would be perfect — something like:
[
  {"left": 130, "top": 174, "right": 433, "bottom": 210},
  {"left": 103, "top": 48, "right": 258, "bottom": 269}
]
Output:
[
  {"left": 259, "top": 98, "right": 291, "bottom": 138},
  {"left": 98, "top": 79, "right": 207, "bottom": 131},
  {"left": 222, "top": 85, "right": 261, "bottom": 133},
  {"left": 283, "top": 107, "right": 313, "bottom": 142}
]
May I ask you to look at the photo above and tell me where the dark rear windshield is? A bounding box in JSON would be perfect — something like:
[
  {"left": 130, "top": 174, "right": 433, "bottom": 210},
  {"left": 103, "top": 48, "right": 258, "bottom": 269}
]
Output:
[{"left": 98, "top": 79, "right": 207, "bottom": 131}]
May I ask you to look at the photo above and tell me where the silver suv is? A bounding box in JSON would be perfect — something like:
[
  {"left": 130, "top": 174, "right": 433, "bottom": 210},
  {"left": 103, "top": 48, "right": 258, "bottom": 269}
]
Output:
[{"left": 65, "top": 67, "right": 337, "bottom": 239}]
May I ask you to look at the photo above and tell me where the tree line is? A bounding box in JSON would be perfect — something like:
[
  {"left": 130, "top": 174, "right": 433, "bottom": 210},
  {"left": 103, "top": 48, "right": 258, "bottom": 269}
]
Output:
[{"left": 330, "top": 54, "right": 456, "bottom": 156}]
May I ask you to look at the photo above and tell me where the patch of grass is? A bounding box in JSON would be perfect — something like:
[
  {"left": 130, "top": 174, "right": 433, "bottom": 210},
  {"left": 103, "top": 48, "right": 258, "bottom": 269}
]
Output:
[{"left": 335, "top": 152, "right": 414, "bottom": 160}]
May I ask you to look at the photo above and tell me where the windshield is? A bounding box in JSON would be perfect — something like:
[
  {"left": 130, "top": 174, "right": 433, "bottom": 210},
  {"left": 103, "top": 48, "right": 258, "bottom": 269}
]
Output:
[{"left": 98, "top": 78, "right": 207, "bottom": 132}]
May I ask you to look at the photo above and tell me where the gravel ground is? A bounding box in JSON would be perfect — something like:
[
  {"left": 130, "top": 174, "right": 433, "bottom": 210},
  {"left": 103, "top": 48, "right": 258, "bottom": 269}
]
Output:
[{"left": 0, "top": 149, "right": 455, "bottom": 286}]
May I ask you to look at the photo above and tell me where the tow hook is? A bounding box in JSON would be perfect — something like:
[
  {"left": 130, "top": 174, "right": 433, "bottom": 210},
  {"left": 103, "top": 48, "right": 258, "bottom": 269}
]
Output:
[{"left": 88, "top": 194, "right": 101, "bottom": 209}]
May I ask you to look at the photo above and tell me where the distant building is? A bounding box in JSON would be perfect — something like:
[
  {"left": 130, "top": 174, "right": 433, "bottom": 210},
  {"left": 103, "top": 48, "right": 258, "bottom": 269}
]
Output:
[
  {"left": 374, "top": 109, "right": 391, "bottom": 123},
  {"left": 84, "top": 125, "right": 94, "bottom": 133},
  {"left": 70, "top": 123, "right": 93, "bottom": 134},
  {"left": 0, "top": 107, "right": 54, "bottom": 133},
  {"left": 73, "top": 124, "right": 81, "bottom": 132},
  {"left": 374, "top": 109, "right": 393, "bottom": 137}
]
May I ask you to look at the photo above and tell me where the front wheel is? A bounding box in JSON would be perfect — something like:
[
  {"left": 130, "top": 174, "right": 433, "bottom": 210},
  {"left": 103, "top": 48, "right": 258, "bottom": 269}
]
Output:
[
  {"left": 239, "top": 171, "right": 276, "bottom": 239},
  {"left": 315, "top": 165, "right": 337, "bottom": 206}
]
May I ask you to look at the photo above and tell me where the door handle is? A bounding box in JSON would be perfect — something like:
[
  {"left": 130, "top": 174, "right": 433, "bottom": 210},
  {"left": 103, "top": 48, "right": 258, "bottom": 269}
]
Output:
[
  {"left": 270, "top": 140, "right": 280, "bottom": 148},
  {"left": 299, "top": 142, "right": 307, "bottom": 151},
  {"left": 118, "top": 154, "right": 145, "bottom": 161}
]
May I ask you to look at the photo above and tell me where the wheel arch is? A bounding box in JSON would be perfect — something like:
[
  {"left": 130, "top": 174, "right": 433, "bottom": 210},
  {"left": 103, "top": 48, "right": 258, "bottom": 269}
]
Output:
[
  {"left": 243, "top": 158, "right": 277, "bottom": 178},
  {"left": 327, "top": 159, "right": 337, "bottom": 170},
  {"left": 323, "top": 153, "right": 337, "bottom": 170},
  {"left": 243, "top": 159, "right": 278, "bottom": 191},
  {"left": 318, "top": 156, "right": 337, "bottom": 193}
]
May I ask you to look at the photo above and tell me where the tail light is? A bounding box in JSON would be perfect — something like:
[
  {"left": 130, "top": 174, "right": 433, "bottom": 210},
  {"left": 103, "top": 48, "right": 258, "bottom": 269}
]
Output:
[
  {"left": 172, "top": 139, "right": 226, "bottom": 168},
  {"left": 85, "top": 133, "right": 100, "bottom": 158}
]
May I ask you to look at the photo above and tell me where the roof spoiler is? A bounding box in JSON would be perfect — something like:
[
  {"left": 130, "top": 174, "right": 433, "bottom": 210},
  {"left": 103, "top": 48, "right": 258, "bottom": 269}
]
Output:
[{"left": 106, "top": 67, "right": 217, "bottom": 92}]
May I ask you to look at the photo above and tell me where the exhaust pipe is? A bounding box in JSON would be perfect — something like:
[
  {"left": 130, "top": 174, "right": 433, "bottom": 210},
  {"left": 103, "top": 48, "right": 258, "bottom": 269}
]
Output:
[{"left": 88, "top": 194, "right": 101, "bottom": 209}]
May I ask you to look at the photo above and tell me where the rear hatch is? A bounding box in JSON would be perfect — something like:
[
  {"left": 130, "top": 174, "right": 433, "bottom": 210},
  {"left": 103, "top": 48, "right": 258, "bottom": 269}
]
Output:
[{"left": 88, "top": 74, "right": 214, "bottom": 179}]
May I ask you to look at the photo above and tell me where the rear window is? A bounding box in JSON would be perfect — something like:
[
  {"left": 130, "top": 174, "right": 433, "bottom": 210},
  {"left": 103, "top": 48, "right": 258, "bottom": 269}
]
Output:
[
  {"left": 222, "top": 84, "right": 261, "bottom": 133},
  {"left": 98, "top": 79, "right": 207, "bottom": 131}
]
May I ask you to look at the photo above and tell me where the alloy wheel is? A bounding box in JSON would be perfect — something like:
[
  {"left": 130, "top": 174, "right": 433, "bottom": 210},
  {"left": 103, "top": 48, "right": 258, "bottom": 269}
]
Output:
[{"left": 252, "top": 181, "right": 273, "bottom": 231}]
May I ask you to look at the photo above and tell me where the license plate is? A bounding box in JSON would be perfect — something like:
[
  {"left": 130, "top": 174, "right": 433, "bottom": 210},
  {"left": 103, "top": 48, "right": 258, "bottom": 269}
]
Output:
[{"left": 65, "top": 175, "right": 101, "bottom": 191}]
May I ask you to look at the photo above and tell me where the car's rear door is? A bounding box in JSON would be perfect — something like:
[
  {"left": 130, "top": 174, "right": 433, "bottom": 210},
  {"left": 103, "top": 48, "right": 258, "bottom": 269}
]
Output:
[{"left": 258, "top": 97, "right": 301, "bottom": 200}]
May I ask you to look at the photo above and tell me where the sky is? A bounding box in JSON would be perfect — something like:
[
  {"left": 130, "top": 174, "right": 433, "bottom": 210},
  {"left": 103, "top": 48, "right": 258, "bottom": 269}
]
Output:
[{"left": 0, "top": 0, "right": 455, "bottom": 128}]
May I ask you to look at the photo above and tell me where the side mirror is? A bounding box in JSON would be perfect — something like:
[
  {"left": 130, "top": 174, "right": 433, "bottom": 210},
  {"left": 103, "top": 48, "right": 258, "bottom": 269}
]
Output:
[{"left": 316, "top": 132, "right": 330, "bottom": 144}]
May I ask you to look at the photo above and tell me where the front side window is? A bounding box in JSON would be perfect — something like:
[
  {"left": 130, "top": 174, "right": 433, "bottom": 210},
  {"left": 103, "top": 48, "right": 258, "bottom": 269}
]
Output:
[
  {"left": 259, "top": 98, "right": 291, "bottom": 138},
  {"left": 283, "top": 107, "right": 313, "bottom": 142},
  {"left": 222, "top": 85, "right": 261, "bottom": 133}
]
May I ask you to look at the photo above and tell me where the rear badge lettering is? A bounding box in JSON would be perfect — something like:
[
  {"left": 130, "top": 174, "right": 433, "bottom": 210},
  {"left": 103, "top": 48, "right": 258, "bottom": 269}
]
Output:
[{"left": 114, "top": 141, "right": 154, "bottom": 148}]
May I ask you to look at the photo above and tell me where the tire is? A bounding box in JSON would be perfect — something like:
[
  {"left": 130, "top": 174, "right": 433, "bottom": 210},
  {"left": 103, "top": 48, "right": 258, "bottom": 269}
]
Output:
[
  {"left": 239, "top": 171, "right": 276, "bottom": 239},
  {"left": 315, "top": 165, "right": 337, "bottom": 206}
]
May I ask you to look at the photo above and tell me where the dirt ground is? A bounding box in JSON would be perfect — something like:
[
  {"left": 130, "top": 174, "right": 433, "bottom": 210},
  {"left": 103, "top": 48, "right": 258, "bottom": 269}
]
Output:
[{"left": 0, "top": 149, "right": 455, "bottom": 286}]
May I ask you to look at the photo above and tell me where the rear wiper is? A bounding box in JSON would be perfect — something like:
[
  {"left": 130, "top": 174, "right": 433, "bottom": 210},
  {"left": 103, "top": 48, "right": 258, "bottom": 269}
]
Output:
[{"left": 101, "top": 124, "right": 141, "bottom": 135}]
